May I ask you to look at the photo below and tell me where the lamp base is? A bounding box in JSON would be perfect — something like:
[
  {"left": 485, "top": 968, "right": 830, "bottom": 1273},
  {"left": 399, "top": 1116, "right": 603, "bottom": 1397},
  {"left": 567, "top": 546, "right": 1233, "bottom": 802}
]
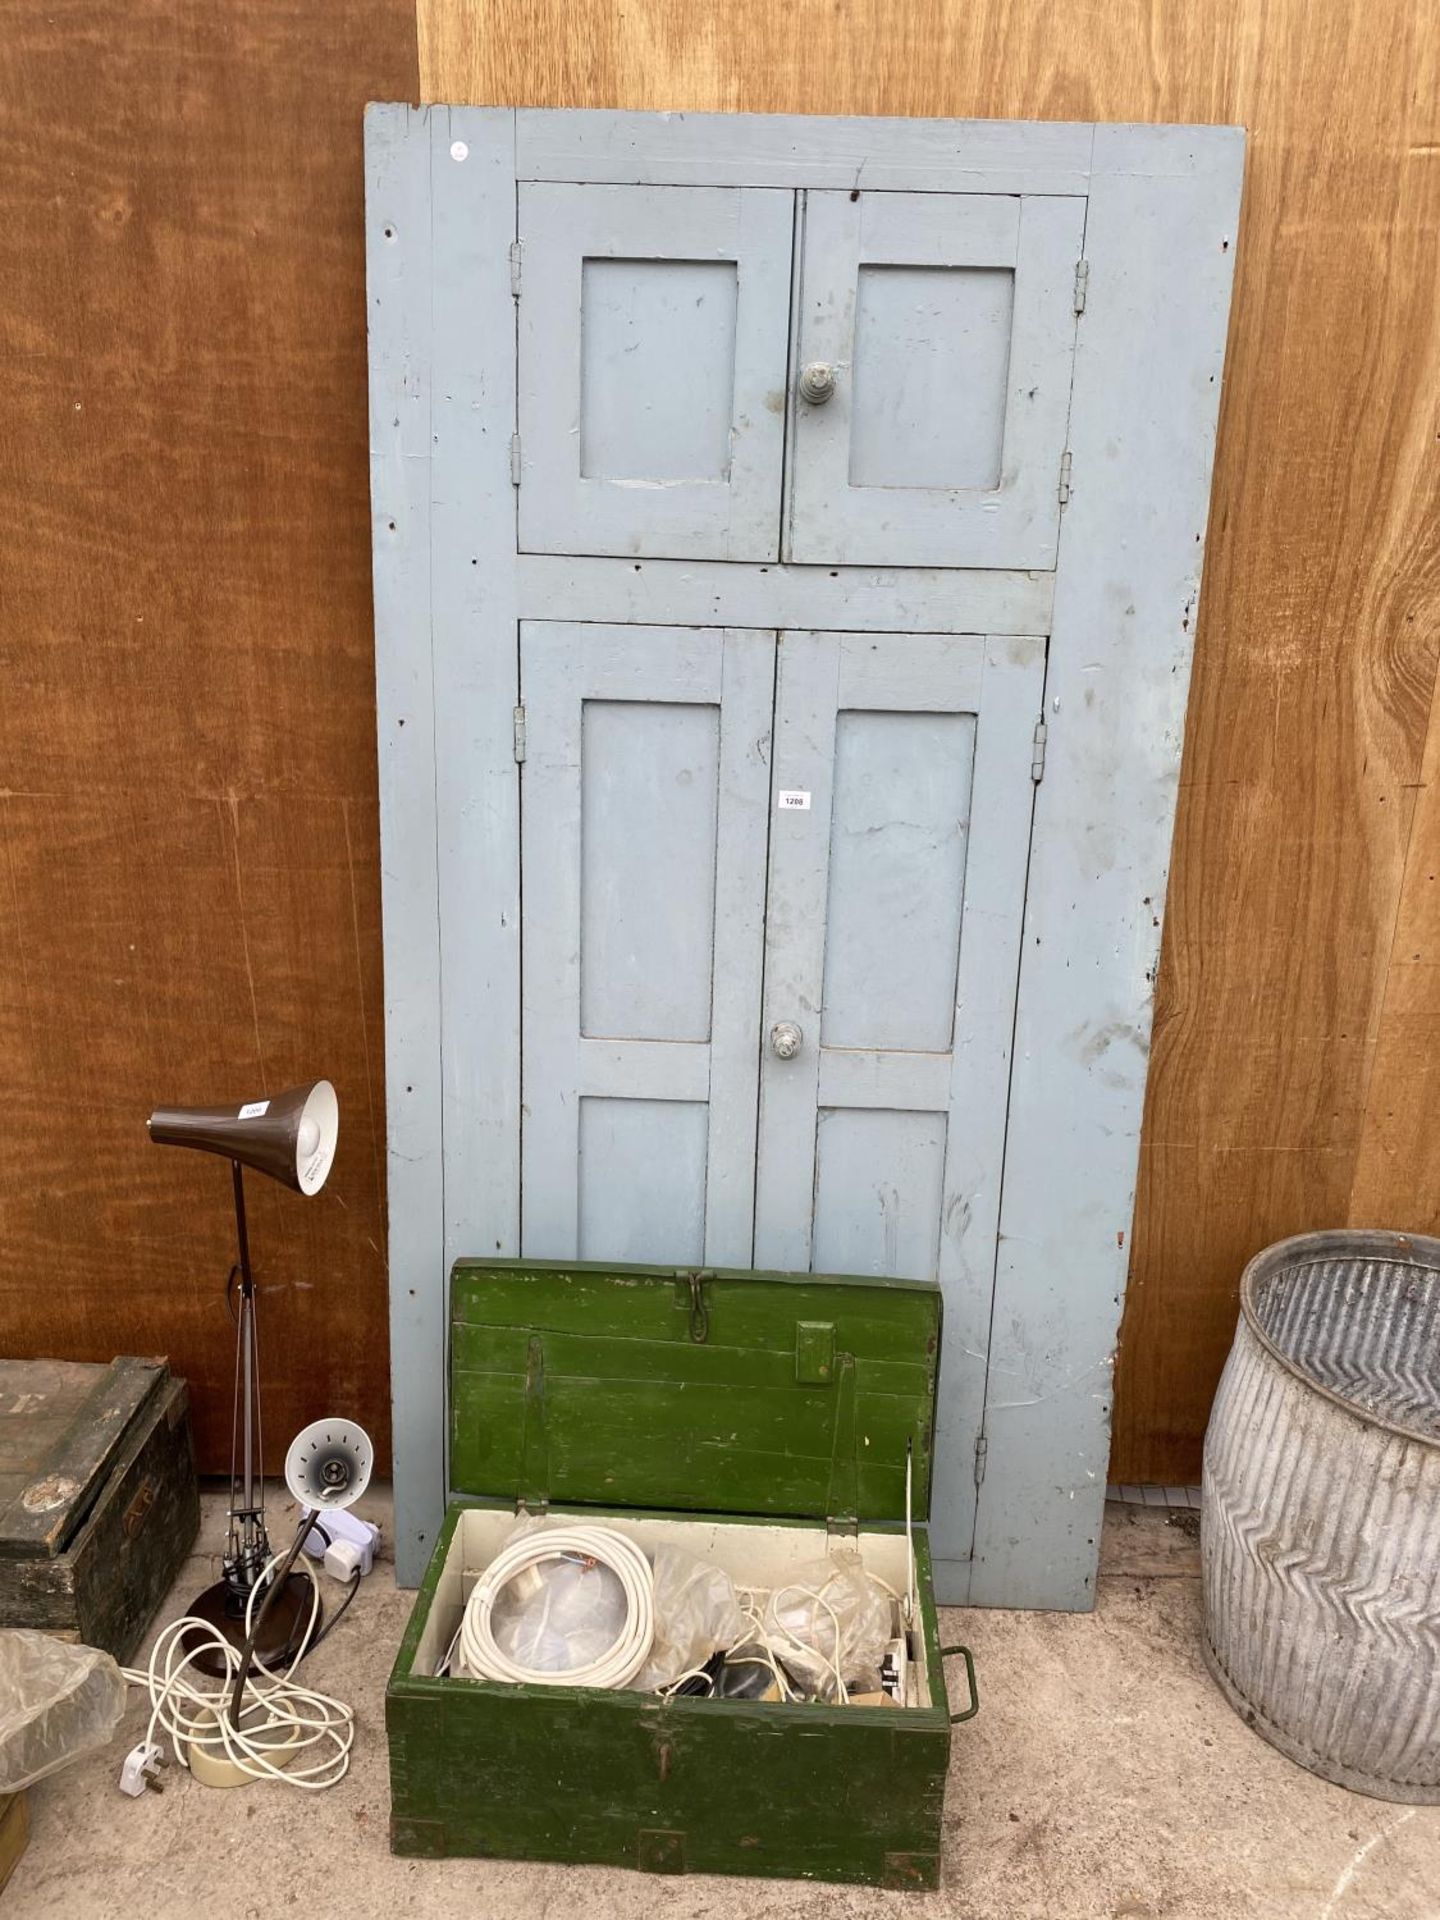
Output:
[
  {"left": 183, "top": 1700, "right": 306, "bottom": 1789},
  {"left": 178, "top": 1572, "right": 321, "bottom": 1680}
]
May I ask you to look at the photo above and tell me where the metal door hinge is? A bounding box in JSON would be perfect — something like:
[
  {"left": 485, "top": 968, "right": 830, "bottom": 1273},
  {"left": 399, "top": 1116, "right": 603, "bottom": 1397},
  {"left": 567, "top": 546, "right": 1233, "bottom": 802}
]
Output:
[
  {"left": 1073, "top": 259, "right": 1089, "bottom": 313},
  {"left": 1058, "top": 449, "right": 1073, "bottom": 507},
  {"left": 1031, "top": 717, "right": 1048, "bottom": 783},
  {"left": 973, "top": 1430, "right": 989, "bottom": 1489},
  {"left": 509, "top": 434, "right": 522, "bottom": 485},
  {"left": 508, "top": 239, "right": 522, "bottom": 298},
  {"left": 512, "top": 704, "right": 526, "bottom": 763}
]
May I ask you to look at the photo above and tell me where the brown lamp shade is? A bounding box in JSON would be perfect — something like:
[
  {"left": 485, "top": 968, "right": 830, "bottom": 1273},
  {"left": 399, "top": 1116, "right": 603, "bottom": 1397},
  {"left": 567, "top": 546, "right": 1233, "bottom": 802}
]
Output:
[{"left": 147, "top": 1080, "right": 339, "bottom": 1195}]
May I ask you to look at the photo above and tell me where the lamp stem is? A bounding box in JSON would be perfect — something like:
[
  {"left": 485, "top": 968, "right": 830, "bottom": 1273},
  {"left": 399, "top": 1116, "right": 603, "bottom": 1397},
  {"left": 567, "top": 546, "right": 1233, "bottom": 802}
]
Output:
[
  {"left": 227, "top": 1508, "right": 315, "bottom": 1728},
  {"left": 232, "top": 1156, "right": 253, "bottom": 1290},
  {"left": 230, "top": 1159, "right": 266, "bottom": 1585}
]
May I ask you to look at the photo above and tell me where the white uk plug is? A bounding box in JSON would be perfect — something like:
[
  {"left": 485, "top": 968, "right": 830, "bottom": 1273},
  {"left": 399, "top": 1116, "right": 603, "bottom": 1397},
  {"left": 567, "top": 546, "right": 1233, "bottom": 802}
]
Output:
[
  {"left": 301, "top": 1507, "right": 380, "bottom": 1578},
  {"left": 323, "top": 1537, "right": 364, "bottom": 1582},
  {"left": 119, "top": 1742, "right": 167, "bottom": 1796}
]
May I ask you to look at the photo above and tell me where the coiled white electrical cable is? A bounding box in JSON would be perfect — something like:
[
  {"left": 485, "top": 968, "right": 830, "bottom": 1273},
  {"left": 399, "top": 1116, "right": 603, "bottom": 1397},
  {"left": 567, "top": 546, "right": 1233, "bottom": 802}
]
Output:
[
  {"left": 121, "top": 1556, "right": 354, "bottom": 1789},
  {"left": 459, "top": 1525, "right": 655, "bottom": 1689}
]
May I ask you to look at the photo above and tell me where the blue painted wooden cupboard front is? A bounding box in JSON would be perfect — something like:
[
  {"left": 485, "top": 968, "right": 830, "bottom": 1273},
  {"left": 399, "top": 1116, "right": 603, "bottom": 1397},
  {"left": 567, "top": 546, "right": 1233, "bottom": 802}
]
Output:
[{"left": 365, "top": 108, "right": 1244, "bottom": 1604}]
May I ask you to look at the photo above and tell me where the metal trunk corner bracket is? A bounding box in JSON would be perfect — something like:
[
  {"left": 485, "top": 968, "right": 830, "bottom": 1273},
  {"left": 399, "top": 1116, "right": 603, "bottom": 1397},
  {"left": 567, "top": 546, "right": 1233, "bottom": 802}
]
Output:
[{"left": 364, "top": 106, "right": 1245, "bottom": 1602}]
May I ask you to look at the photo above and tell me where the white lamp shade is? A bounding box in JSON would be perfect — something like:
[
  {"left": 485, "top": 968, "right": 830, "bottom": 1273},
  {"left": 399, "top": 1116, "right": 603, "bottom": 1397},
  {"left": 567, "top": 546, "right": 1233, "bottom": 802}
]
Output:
[
  {"left": 295, "top": 1080, "right": 340, "bottom": 1195},
  {"left": 284, "top": 1419, "right": 374, "bottom": 1511}
]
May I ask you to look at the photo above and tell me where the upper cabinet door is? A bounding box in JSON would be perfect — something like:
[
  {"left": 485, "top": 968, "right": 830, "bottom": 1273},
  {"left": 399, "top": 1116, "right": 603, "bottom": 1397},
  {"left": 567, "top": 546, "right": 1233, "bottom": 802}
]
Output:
[
  {"left": 517, "top": 184, "right": 794, "bottom": 561},
  {"left": 786, "top": 192, "right": 1085, "bottom": 568}
]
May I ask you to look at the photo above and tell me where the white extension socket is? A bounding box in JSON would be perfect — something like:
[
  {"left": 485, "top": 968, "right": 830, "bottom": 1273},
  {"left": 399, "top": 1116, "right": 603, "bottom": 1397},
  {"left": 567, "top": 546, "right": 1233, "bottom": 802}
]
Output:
[
  {"left": 880, "top": 1634, "right": 910, "bottom": 1707},
  {"left": 301, "top": 1507, "right": 380, "bottom": 1581}
]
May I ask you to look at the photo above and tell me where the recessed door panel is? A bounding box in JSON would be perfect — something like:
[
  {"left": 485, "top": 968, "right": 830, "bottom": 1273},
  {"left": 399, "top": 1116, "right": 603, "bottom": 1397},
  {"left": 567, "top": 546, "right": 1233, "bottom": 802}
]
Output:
[
  {"left": 821, "top": 708, "right": 977, "bottom": 1051},
  {"left": 787, "top": 192, "right": 1085, "bottom": 567},
  {"left": 518, "top": 185, "right": 794, "bottom": 560},
  {"left": 849, "top": 265, "right": 1014, "bottom": 490},
  {"left": 521, "top": 623, "right": 775, "bottom": 1265},
  {"left": 755, "top": 629, "right": 1044, "bottom": 1555},
  {"left": 578, "top": 1097, "right": 710, "bottom": 1264},
  {"left": 811, "top": 1107, "right": 949, "bottom": 1279},
  {"left": 580, "top": 699, "right": 720, "bottom": 1042}
]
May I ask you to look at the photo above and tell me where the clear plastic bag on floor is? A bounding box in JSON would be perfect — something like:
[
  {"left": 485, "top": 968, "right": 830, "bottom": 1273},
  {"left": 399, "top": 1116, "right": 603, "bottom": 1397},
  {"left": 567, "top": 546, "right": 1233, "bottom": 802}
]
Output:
[
  {"left": 0, "top": 1630, "right": 128, "bottom": 1792},
  {"left": 635, "top": 1543, "right": 747, "bottom": 1691},
  {"left": 762, "top": 1552, "right": 894, "bottom": 1702}
]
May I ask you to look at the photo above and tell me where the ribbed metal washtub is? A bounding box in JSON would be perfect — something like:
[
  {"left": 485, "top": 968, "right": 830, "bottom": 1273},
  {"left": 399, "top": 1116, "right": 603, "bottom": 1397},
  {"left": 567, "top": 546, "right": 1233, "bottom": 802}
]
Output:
[{"left": 1201, "top": 1230, "right": 1440, "bottom": 1801}]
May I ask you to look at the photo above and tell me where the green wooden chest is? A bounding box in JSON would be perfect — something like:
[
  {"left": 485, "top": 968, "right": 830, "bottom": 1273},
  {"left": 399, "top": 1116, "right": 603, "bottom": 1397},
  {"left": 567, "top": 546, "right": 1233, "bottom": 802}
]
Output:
[
  {"left": 386, "top": 1260, "right": 977, "bottom": 1889},
  {"left": 0, "top": 1357, "right": 199, "bottom": 1661}
]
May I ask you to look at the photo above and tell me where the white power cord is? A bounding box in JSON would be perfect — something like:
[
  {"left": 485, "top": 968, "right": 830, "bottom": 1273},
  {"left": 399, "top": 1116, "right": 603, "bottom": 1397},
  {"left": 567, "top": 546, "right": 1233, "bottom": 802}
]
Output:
[
  {"left": 459, "top": 1525, "right": 654, "bottom": 1688},
  {"left": 121, "top": 1555, "right": 354, "bottom": 1790},
  {"left": 736, "top": 1581, "right": 852, "bottom": 1703},
  {"left": 731, "top": 1569, "right": 905, "bottom": 1705}
]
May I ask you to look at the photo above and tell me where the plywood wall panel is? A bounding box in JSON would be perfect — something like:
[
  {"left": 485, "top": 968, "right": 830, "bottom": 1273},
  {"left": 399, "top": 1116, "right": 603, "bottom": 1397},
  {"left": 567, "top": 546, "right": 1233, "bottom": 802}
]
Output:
[
  {"left": 0, "top": 0, "right": 418, "bottom": 1470},
  {"left": 418, "top": 0, "right": 1440, "bottom": 1483},
  {"left": 1349, "top": 697, "right": 1440, "bottom": 1234},
  {"left": 3, "top": 0, "right": 1436, "bottom": 1487}
]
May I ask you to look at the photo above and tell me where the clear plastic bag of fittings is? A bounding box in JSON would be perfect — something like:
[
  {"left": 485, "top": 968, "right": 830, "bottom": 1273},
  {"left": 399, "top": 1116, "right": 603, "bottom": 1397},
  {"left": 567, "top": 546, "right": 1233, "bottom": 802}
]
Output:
[
  {"left": 0, "top": 1629, "right": 129, "bottom": 1793},
  {"left": 634, "top": 1543, "right": 746, "bottom": 1692},
  {"left": 759, "top": 1551, "right": 894, "bottom": 1702}
]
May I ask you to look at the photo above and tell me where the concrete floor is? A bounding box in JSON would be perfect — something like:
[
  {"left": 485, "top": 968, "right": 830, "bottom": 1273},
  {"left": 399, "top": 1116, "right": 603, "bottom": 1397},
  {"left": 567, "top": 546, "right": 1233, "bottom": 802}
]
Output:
[{"left": 7, "top": 1493, "right": 1440, "bottom": 1919}]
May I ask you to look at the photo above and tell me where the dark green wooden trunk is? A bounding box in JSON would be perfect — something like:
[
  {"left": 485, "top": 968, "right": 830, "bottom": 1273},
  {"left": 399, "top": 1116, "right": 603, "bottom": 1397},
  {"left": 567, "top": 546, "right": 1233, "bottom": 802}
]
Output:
[
  {"left": 0, "top": 1357, "right": 199, "bottom": 1661},
  {"left": 387, "top": 1262, "right": 973, "bottom": 1889}
]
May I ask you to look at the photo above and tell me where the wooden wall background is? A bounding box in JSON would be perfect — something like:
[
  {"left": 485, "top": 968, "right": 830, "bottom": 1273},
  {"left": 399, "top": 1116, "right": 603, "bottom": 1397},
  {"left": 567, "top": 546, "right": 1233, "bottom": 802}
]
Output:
[
  {"left": 2, "top": 0, "right": 1437, "bottom": 1484},
  {"left": 0, "top": 0, "right": 416, "bottom": 1470}
]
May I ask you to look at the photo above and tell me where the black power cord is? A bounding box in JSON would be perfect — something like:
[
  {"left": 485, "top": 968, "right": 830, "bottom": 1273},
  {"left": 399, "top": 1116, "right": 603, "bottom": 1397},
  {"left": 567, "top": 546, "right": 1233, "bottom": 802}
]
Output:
[{"left": 302, "top": 1526, "right": 363, "bottom": 1652}]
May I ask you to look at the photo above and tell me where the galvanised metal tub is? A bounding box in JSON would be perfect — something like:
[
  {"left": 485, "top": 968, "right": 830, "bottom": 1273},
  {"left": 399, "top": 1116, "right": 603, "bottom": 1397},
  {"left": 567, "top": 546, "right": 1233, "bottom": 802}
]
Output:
[{"left": 1202, "top": 1230, "right": 1440, "bottom": 1801}]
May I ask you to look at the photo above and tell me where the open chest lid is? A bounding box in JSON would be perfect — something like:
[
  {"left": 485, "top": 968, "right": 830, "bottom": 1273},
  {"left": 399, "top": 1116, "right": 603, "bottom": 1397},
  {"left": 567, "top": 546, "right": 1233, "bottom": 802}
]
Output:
[{"left": 448, "top": 1260, "right": 940, "bottom": 1526}]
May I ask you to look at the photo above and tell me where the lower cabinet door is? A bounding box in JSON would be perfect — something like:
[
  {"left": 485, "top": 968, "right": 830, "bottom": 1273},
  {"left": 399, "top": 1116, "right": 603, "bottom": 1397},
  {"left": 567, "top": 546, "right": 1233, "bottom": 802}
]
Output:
[
  {"left": 518, "top": 619, "right": 1044, "bottom": 1569},
  {"left": 754, "top": 629, "right": 1044, "bottom": 1560},
  {"left": 519, "top": 621, "right": 775, "bottom": 1265}
]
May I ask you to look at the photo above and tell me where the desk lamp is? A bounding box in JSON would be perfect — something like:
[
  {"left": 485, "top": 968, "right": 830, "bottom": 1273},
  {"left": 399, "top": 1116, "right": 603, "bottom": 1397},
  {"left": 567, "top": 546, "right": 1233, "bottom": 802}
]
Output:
[{"left": 147, "top": 1081, "right": 339, "bottom": 1674}]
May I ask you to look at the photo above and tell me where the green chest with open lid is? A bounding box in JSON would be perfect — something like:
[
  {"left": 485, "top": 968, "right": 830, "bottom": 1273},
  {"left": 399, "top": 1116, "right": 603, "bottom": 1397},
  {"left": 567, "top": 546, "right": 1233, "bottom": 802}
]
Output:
[{"left": 386, "top": 1259, "right": 977, "bottom": 1890}]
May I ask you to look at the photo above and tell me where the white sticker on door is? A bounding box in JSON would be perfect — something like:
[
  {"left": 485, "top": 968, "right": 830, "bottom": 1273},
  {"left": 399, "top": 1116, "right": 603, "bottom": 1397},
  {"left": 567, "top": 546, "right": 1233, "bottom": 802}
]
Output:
[{"left": 777, "top": 790, "right": 811, "bottom": 811}]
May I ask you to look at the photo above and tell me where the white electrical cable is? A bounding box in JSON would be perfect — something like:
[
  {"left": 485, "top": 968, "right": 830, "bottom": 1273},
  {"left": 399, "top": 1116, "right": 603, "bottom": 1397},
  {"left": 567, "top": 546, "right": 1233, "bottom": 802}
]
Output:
[
  {"left": 121, "top": 1556, "right": 354, "bottom": 1789},
  {"left": 764, "top": 1580, "right": 850, "bottom": 1704},
  {"left": 737, "top": 1569, "right": 906, "bottom": 1705},
  {"left": 904, "top": 1443, "right": 917, "bottom": 1628},
  {"left": 732, "top": 1586, "right": 796, "bottom": 1700},
  {"left": 459, "top": 1525, "right": 654, "bottom": 1689}
]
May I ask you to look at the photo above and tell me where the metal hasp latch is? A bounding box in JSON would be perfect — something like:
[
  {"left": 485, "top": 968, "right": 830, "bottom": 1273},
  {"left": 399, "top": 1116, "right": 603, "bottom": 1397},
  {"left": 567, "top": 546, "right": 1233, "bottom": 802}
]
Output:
[{"left": 677, "top": 1269, "right": 710, "bottom": 1344}]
